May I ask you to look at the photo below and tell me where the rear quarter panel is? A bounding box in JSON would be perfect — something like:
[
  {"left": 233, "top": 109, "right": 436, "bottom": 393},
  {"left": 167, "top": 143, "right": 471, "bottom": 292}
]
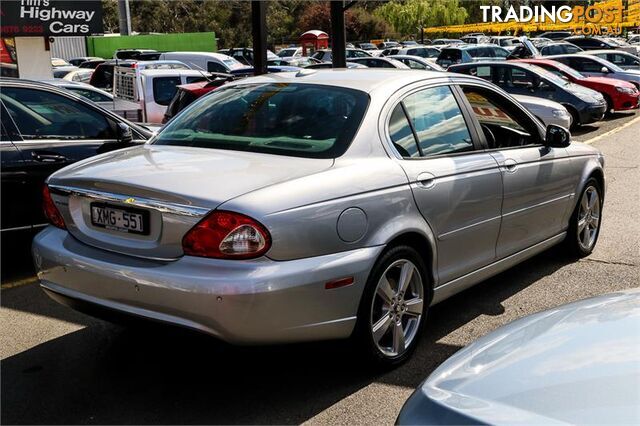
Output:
[{"left": 219, "top": 158, "right": 437, "bottom": 264}]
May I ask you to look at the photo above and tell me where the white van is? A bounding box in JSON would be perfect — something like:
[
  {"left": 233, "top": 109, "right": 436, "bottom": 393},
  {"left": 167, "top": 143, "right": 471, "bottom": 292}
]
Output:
[{"left": 158, "top": 52, "right": 246, "bottom": 73}]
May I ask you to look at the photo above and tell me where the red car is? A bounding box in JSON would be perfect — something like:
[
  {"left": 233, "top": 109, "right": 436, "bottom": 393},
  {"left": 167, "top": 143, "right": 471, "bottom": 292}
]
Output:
[
  {"left": 514, "top": 58, "right": 640, "bottom": 113},
  {"left": 162, "top": 76, "right": 232, "bottom": 123}
]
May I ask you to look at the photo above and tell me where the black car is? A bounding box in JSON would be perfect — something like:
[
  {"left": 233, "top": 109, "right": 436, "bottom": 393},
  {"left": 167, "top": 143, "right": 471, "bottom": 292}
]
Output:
[
  {"left": 448, "top": 62, "right": 607, "bottom": 128},
  {"left": 564, "top": 36, "right": 619, "bottom": 51},
  {"left": 219, "top": 48, "right": 278, "bottom": 66},
  {"left": 0, "top": 78, "right": 152, "bottom": 240}
]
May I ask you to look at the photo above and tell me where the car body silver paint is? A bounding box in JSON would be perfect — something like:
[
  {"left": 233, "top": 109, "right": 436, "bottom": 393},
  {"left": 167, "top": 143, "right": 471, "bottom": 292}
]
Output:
[
  {"left": 33, "top": 70, "right": 605, "bottom": 343},
  {"left": 397, "top": 289, "right": 640, "bottom": 425}
]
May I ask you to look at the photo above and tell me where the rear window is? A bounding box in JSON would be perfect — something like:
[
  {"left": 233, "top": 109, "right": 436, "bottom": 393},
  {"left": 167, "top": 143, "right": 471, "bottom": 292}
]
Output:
[
  {"left": 153, "top": 76, "right": 181, "bottom": 106},
  {"left": 154, "top": 83, "right": 369, "bottom": 159}
]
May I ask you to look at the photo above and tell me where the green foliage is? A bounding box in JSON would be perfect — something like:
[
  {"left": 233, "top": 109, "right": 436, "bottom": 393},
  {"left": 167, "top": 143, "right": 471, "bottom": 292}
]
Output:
[
  {"left": 375, "top": 0, "right": 468, "bottom": 36},
  {"left": 100, "top": 0, "right": 465, "bottom": 47}
]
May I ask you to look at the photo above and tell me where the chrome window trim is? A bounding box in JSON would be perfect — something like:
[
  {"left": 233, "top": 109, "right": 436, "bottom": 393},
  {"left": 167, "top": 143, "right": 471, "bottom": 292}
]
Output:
[{"left": 48, "top": 185, "right": 210, "bottom": 217}]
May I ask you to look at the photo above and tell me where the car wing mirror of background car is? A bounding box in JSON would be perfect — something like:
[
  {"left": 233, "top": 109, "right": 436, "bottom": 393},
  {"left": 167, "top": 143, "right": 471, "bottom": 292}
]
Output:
[
  {"left": 545, "top": 124, "right": 571, "bottom": 148},
  {"left": 600, "top": 66, "right": 610, "bottom": 74},
  {"left": 117, "top": 122, "right": 133, "bottom": 143}
]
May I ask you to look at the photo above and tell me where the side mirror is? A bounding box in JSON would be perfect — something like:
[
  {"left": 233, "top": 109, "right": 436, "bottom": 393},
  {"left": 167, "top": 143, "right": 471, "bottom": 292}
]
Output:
[
  {"left": 116, "top": 122, "right": 133, "bottom": 143},
  {"left": 545, "top": 124, "right": 571, "bottom": 148},
  {"left": 600, "top": 66, "right": 610, "bottom": 73}
]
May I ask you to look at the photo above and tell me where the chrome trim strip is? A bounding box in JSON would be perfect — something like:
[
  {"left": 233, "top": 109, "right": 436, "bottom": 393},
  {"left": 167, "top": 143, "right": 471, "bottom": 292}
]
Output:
[
  {"left": 431, "top": 232, "right": 566, "bottom": 305},
  {"left": 48, "top": 184, "right": 210, "bottom": 217},
  {"left": 438, "top": 215, "right": 502, "bottom": 241},
  {"left": 503, "top": 194, "right": 573, "bottom": 218}
]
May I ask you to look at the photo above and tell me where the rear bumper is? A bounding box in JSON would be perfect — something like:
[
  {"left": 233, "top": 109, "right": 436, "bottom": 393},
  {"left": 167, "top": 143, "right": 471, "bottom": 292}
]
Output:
[{"left": 32, "top": 227, "right": 382, "bottom": 344}]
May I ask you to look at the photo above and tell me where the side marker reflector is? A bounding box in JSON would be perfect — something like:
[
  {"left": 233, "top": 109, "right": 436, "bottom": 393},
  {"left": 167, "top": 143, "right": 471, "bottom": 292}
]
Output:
[{"left": 325, "top": 277, "right": 354, "bottom": 290}]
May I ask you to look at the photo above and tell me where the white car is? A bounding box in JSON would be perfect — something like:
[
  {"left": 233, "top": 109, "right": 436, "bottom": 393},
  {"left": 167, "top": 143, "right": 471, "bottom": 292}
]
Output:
[
  {"left": 277, "top": 47, "right": 302, "bottom": 58},
  {"left": 158, "top": 52, "right": 246, "bottom": 74},
  {"left": 513, "top": 95, "right": 572, "bottom": 129}
]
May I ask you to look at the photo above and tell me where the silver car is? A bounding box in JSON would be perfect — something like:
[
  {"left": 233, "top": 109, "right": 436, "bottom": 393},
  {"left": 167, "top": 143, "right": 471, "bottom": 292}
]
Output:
[
  {"left": 397, "top": 288, "right": 640, "bottom": 424},
  {"left": 32, "top": 69, "right": 605, "bottom": 366}
]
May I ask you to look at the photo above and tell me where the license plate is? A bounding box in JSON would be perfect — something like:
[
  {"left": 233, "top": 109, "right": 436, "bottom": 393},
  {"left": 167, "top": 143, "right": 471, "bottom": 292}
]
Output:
[{"left": 90, "top": 203, "right": 149, "bottom": 235}]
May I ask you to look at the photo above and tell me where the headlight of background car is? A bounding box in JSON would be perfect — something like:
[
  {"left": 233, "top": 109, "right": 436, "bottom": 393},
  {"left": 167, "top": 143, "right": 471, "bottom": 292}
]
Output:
[
  {"left": 552, "top": 109, "right": 569, "bottom": 118},
  {"left": 616, "top": 86, "right": 636, "bottom": 94}
]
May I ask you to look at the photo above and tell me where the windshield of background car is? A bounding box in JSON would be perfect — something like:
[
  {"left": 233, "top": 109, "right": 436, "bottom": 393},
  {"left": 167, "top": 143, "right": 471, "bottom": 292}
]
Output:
[
  {"left": 154, "top": 83, "right": 369, "bottom": 158},
  {"left": 278, "top": 49, "right": 297, "bottom": 57}
]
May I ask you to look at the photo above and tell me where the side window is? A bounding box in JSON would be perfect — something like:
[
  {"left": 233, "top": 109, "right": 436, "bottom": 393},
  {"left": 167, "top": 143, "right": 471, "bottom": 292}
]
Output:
[
  {"left": 207, "top": 61, "right": 227, "bottom": 73},
  {"left": 401, "top": 86, "right": 474, "bottom": 157},
  {"left": 493, "top": 48, "right": 509, "bottom": 58},
  {"left": 407, "top": 59, "right": 426, "bottom": 70},
  {"left": 547, "top": 45, "right": 561, "bottom": 55},
  {"left": 565, "top": 44, "right": 581, "bottom": 53},
  {"left": 574, "top": 58, "right": 603, "bottom": 72},
  {"left": 467, "top": 48, "right": 479, "bottom": 57},
  {"left": 388, "top": 104, "right": 420, "bottom": 158},
  {"left": 461, "top": 86, "right": 540, "bottom": 149},
  {"left": 153, "top": 76, "right": 181, "bottom": 106},
  {"left": 0, "top": 87, "right": 116, "bottom": 140},
  {"left": 355, "top": 50, "right": 369, "bottom": 58},
  {"left": 510, "top": 68, "right": 536, "bottom": 88}
]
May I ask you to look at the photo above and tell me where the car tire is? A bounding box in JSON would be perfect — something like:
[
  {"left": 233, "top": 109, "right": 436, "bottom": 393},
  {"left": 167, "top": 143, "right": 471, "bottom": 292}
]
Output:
[
  {"left": 353, "top": 245, "right": 430, "bottom": 368},
  {"left": 603, "top": 94, "right": 614, "bottom": 116},
  {"left": 564, "top": 177, "right": 603, "bottom": 257},
  {"left": 566, "top": 106, "right": 580, "bottom": 130}
]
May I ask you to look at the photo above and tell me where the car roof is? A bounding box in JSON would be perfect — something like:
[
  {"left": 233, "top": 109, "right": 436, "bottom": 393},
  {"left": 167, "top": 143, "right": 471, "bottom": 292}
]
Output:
[
  {"left": 221, "top": 68, "right": 461, "bottom": 94},
  {"left": 451, "top": 61, "right": 537, "bottom": 70},
  {"left": 587, "top": 49, "right": 635, "bottom": 55},
  {"left": 162, "top": 51, "right": 234, "bottom": 60},
  {"left": 139, "top": 69, "right": 211, "bottom": 77}
]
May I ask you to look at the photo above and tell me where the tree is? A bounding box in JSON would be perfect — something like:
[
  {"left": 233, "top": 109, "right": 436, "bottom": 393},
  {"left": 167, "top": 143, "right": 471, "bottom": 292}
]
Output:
[
  {"left": 298, "top": 2, "right": 391, "bottom": 42},
  {"left": 375, "top": 0, "right": 468, "bottom": 36}
]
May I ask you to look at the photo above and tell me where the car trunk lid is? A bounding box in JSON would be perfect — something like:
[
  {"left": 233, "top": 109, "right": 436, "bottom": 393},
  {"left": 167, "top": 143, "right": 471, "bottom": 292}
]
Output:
[{"left": 48, "top": 144, "right": 333, "bottom": 259}]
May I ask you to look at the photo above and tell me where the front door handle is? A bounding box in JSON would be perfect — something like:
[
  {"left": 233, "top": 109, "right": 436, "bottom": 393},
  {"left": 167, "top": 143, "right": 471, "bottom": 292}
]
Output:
[
  {"left": 503, "top": 159, "right": 518, "bottom": 173},
  {"left": 416, "top": 172, "right": 436, "bottom": 189},
  {"left": 31, "top": 151, "right": 68, "bottom": 163}
]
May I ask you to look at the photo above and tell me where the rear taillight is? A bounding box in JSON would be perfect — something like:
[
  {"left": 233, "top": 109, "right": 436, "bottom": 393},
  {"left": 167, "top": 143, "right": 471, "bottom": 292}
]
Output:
[
  {"left": 182, "top": 211, "right": 271, "bottom": 259},
  {"left": 42, "top": 185, "right": 66, "bottom": 229}
]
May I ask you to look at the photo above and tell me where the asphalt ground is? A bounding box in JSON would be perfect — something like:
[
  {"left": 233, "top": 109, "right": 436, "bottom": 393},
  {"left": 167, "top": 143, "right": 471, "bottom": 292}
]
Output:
[{"left": 1, "top": 110, "right": 639, "bottom": 424}]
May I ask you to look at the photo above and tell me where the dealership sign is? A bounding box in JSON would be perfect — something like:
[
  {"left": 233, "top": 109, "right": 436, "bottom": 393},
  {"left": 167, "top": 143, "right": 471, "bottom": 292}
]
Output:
[{"left": 0, "top": 0, "right": 103, "bottom": 36}]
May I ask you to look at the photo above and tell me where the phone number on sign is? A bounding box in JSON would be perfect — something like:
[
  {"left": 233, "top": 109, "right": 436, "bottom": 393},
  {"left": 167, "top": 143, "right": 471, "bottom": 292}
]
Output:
[{"left": 0, "top": 25, "right": 44, "bottom": 34}]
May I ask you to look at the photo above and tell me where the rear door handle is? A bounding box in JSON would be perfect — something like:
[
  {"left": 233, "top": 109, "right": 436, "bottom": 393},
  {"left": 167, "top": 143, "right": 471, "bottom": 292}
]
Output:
[
  {"left": 31, "top": 151, "right": 68, "bottom": 163},
  {"left": 416, "top": 172, "right": 436, "bottom": 189},
  {"left": 503, "top": 159, "right": 518, "bottom": 173}
]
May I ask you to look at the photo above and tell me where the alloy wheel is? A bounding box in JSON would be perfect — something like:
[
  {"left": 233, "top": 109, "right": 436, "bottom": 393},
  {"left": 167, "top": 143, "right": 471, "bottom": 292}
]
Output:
[
  {"left": 577, "top": 186, "right": 601, "bottom": 251},
  {"left": 370, "top": 259, "right": 424, "bottom": 358}
]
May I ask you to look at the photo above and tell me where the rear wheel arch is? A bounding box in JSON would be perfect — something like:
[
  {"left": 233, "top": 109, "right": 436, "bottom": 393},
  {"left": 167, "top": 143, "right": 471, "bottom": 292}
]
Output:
[
  {"left": 380, "top": 232, "right": 436, "bottom": 289},
  {"left": 563, "top": 104, "right": 580, "bottom": 128},
  {"left": 588, "top": 168, "right": 605, "bottom": 200}
]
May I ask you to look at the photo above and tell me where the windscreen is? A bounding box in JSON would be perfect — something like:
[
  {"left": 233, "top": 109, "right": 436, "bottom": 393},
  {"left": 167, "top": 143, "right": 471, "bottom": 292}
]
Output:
[{"left": 154, "top": 83, "right": 369, "bottom": 158}]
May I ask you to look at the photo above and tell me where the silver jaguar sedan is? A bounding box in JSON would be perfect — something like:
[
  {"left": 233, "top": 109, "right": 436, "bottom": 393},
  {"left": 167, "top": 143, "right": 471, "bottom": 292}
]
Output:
[{"left": 32, "top": 69, "right": 605, "bottom": 366}]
